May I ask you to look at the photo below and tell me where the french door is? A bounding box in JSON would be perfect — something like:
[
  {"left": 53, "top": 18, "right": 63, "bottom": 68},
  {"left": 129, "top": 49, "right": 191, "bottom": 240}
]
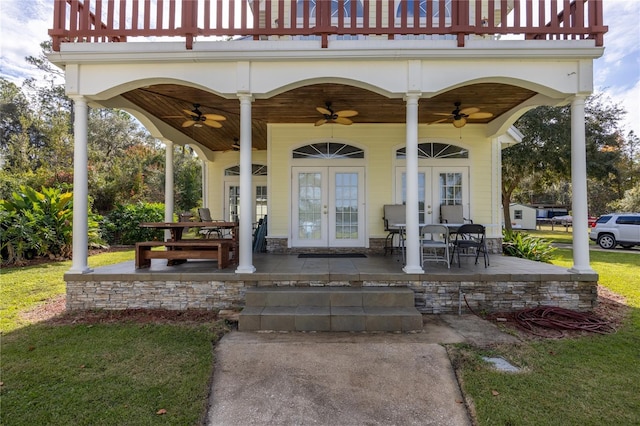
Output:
[
  {"left": 395, "top": 167, "right": 469, "bottom": 224},
  {"left": 224, "top": 181, "right": 268, "bottom": 223},
  {"left": 291, "top": 166, "right": 365, "bottom": 247}
]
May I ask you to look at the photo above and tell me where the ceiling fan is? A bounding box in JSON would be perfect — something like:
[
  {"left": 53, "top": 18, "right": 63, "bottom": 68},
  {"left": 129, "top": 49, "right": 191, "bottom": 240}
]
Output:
[
  {"left": 165, "top": 103, "right": 226, "bottom": 128},
  {"left": 314, "top": 102, "right": 358, "bottom": 126},
  {"left": 223, "top": 138, "right": 257, "bottom": 153},
  {"left": 429, "top": 102, "right": 493, "bottom": 128}
]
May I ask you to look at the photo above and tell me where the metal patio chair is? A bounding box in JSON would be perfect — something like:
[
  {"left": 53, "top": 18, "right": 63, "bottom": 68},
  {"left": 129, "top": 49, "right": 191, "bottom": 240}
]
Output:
[
  {"left": 420, "top": 224, "right": 450, "bottom": 268},
  {"left": 450, "top": 223, "right": 489, "bottom": 268},
  {"left": 382, "top": 204, "right": 406, "bottom": 256}
]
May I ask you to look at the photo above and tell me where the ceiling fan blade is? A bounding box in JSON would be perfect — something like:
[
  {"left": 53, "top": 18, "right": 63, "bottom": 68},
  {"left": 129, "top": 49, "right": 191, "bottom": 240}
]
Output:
[
  {"left": 182, "top": 120, "right": 196, "bottom": 127},
  {"left": 203, "top": 113, "right": 226, "bottom": 121},
  {"left": 316, "top": 107, "right": 332, "bottom": 116},
  {"left": 314, "top": 119, "right": 328, "bottom": 126},
  {"left": 433, "top": 112, "right": 453, "bottom": 116},
  {"left": 203, "top": 120, "right": 222, "bottom": 128},
  {"left": 429, "top": 118, "right": 450, "bottom": 125},
  {"left": 453, "top": 117, "right": 467, "bottom": 128},
  {"left": 334, "top": 117, "right": 353, "bottom": 125},
  {"left": 467, "top": 112, "right": 494, "bottom": 119},
  {"left": 459, "top": 107, "right": 480, "bottom": 115},
  {"left": 335, "top": 109, "right": 358, "bottom": 118},
  {"left": 183, "top": 109, "right": 199, "bottom": 117}
]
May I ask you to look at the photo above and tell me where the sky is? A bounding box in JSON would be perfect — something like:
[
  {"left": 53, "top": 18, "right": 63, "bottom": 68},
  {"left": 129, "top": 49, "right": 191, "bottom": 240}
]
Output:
[{"left": 1, "top": 0, "right": 638, "bottom": 137}]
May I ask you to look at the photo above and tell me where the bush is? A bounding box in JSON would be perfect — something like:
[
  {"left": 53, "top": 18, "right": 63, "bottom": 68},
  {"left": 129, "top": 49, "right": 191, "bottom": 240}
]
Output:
[
  {"left": 502, "top": 229, "right": 556, "bottom": 263},
  {"left": 0, "top": 186, "right": 104, "bottom": 264},
  {"left": 101, "top": 202, "right": 165, "bottom": 245}
]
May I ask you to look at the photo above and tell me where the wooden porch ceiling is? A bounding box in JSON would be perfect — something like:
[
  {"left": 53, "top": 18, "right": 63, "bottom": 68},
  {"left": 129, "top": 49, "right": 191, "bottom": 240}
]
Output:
[{"left": 121, "top": 83, "right": 537, "bottom": 152}]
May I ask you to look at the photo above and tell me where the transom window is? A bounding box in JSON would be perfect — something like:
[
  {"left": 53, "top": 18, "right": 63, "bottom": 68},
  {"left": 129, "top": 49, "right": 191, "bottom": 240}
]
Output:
[
  {"left": 224, "top": 164, "right": 267, "bottom": 176},
  {"left": 396, "top": 0, "right": 452, "bottom": 18},
  {"left": 297, "top": 0, "right": 364, "bottom": 18},
  {"left": 293, "top": 143, "right": 364, "bottom": 159},
  {"left": 396, "top": 143, "right": 468, "bottom": 159}
]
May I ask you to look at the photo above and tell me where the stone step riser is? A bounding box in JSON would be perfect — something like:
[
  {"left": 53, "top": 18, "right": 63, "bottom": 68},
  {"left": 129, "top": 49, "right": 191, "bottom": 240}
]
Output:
[
  {"left": 240, "top": 288, "right": 422, "bottom": 332},
  {"left": 245, "top": 288, "right": 416, "bottom": 308},
  {"left": 240, "top": 306, "right": 423, "bottom": 332}
]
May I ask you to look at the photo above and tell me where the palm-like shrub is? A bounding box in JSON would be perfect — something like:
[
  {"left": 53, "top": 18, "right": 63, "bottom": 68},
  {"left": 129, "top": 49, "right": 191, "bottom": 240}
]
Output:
[
  {"left": 0, "top": 186, "right": 104, "bottom": 264},
  {"left": 502, "top": 229, "right": 556, "bottom": 263}
]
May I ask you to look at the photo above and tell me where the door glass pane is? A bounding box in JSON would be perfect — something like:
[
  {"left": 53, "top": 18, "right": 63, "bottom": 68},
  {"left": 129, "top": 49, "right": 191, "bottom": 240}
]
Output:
[
  {"left": 255, "top": 185, "right": 267, "bottom": 222},
  {"left": 335, "top": 172, "right": 358, "bottom": 239},
  {"left": 298, "top": 173, "right": 322, "bottom": 240},
  {"left": 228, "top": 186, "right": 240, "bottom": 222},
  {"left": 402, "top": 172, "right": 426, "bottom": 222},
  {"left": 439, "top": 172, "right": 462, "bottom": 205}
]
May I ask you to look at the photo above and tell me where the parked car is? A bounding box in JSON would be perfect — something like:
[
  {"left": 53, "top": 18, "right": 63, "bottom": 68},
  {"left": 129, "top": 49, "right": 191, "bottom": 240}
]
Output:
[{"left": 589, "top": 213, "right": 640, "bottom": 249}]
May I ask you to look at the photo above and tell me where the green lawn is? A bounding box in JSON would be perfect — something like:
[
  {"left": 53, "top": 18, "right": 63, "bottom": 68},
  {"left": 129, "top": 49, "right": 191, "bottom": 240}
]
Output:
[
  {"left": 0, "top": 250, "right": 135, "bottom": 333},
  {"left": 450, "top": 243, "right": 640, "bottom": 425},
  {"left": 1, "top": 249, "right": 227, "bottom": 426}
]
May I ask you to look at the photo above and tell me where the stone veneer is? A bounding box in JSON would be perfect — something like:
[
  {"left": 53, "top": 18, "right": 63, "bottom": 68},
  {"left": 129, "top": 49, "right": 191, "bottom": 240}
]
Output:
[{"left": 65, "top": 276, "right": 597, "bottom": 314}]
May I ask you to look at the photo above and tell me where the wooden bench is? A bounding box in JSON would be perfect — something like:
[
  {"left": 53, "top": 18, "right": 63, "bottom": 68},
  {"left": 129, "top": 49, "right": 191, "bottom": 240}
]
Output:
[{"left": 135, "top": 240, "right": 234, "bottom": 269}]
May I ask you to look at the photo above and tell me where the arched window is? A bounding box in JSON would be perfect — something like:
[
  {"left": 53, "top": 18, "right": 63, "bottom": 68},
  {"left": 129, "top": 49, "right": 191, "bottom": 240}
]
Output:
[
  {"left": 297, "top": 0, "right": 364, "bottom": 18},
  {"left": 224, "top": 164, "right": 268, "bottom": 176},
  {"left": 396, "top": 0, "right": 452, "bottom": 18},
  {"left": 293, "top": 142, "right": 365, "bottom": 159},
  {"left": 396, "top": 142, "right": 468, "bottom": 159}
]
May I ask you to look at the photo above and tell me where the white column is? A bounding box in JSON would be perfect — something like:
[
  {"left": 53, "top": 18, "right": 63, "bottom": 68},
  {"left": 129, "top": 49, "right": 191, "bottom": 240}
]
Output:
[
  {"left": 69, "top": 96, "right": 91, "bottom": 273},
  {"left": 570, "top": 96, "right": 595, "bottom": 273},
  {"left": 236, "top": 94, "right": 256, "bottom": 273},
  {"left": 403, "top": 94, "right": 424, "bottom": 274},
  {"left": 200, "top": 158, "right": 208, "bottom": 208},
  {"left": 163, "top": 139, "right": 175, "bottom": 241}
]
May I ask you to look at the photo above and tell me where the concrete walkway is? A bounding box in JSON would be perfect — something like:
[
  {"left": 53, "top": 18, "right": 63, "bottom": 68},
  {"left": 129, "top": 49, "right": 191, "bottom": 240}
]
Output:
[{"left": 206, "top": 315, "right": 518, "bottom": 426}]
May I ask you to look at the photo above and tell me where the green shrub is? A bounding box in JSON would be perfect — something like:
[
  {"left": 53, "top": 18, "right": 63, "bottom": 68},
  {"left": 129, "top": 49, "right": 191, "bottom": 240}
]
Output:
[
  {"left": 101, "top": 202, "right": 165, "bottom": 244},
  {"left": 0, "top": 186, "right": 103, "bottom": 264},
  {"left": 502, "top": 229, "right": 556, "bottom": 263}
]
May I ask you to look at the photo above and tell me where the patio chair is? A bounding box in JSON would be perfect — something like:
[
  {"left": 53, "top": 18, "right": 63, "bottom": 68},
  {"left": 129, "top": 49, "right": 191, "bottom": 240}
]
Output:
[
  {"left": 383, "top": 204, "right": 405, "bottom": 256},
  {"left": 440, "top": 204, "right": 472, "bottom": 225},
  {"left": 197, "top": 207, "right": 223, "bottom": 238},
  {"left": 450, "top": 223, "right": 489, "bottom": 268},
  {"left": 420, "top": 224, "right": 450, "bottom": 268}
]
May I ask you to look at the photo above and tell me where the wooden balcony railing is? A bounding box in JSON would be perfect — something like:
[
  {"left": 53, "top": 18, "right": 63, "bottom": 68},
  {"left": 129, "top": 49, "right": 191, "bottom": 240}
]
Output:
[{"left": 49, "top": 0, "right": 607, "bottom": 51}]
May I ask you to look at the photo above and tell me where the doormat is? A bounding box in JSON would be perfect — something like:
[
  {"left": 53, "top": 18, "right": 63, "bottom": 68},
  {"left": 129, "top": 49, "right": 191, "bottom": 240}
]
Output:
[{"left": 298, "top": 253, "right": 367, "bottom": 258}]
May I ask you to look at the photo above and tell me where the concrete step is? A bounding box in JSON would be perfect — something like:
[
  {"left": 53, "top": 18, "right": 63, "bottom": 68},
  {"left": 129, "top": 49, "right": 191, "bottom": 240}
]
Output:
[
  {"left": 245, "top": 287, "right": 416, "bottom": 308},
  {"left": 239, "top": 288, "right": 422, "bottom": 332}
]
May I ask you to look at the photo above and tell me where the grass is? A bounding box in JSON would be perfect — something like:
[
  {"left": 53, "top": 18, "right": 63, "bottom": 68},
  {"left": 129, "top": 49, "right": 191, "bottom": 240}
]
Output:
[
  {"left": 450, "top": 242, "right": 640, "bottom": 425},
  {"left": 522, "top": 225, "right": 592, "bottom": 245},
  {"left": 0, "top": 250, "right": 135, "bottom": 333},
  {"left": 1, "top": 323, "right": 220, "bottom": 425},
  {"left": 1, "top": 249, "right": 227, "bottom": 426}
]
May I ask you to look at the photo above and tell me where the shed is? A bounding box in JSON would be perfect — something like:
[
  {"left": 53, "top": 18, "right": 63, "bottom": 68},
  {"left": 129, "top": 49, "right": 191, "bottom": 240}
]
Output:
[{"left": 509, "top": 204, "right": 537, "bottom": 230}]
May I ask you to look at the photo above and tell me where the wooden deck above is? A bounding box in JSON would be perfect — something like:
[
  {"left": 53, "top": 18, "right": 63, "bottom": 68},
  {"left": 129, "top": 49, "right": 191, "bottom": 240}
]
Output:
[{"left": 50, "top": 0, "right": 607, "bottom": 51}]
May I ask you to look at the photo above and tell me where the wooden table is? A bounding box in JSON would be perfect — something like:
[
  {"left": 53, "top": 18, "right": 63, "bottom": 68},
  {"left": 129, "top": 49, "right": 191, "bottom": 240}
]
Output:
[{"left": 137, "top": 222, "right": 238, "bottom": 268}]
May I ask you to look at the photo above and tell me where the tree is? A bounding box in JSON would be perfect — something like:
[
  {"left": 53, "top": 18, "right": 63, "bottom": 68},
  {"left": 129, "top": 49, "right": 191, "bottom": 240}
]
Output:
[
  {"left": 608, "top": 184, "right": 640, "bottom": 212},
  {"left": 174, "top": 145, "right": 203, "bottom": 211},
  {"left": 502, "top": 94, "right": 629, "bottom": 230}
]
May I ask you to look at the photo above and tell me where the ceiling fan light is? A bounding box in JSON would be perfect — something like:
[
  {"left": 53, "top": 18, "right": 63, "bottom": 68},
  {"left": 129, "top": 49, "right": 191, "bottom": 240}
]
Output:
[
  {"left": 194, "top": 123, "right": 203, "bottom": 128},
  {"left": 453, "top": 118, "right": 466, "bottom": 128}
]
